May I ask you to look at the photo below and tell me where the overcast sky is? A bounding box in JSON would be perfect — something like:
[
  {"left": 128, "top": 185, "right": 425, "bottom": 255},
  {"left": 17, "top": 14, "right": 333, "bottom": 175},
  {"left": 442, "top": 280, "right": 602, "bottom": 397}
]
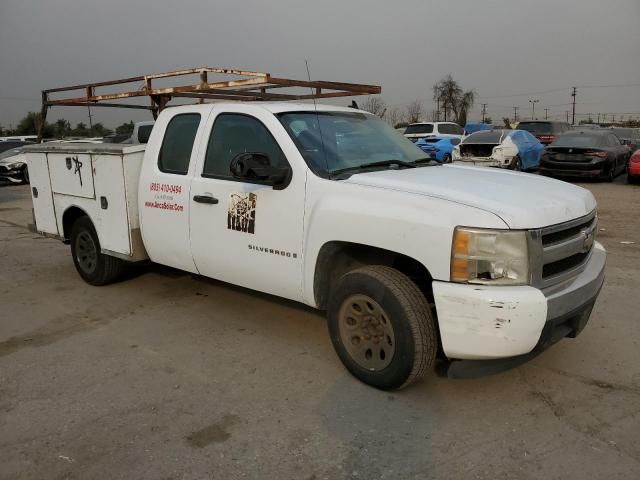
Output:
[{"left": 1, "top": 0, "right": 639, "bottom": 129}]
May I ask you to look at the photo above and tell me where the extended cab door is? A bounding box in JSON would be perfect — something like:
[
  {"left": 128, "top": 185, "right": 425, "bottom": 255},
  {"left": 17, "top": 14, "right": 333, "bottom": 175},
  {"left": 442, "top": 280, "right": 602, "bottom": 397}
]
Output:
[
  {"left": 138, "top": 106, "right": 210, "bottom": 273},
  {"left": 189, "top": 105, "right": 306, "bottom": 302}
]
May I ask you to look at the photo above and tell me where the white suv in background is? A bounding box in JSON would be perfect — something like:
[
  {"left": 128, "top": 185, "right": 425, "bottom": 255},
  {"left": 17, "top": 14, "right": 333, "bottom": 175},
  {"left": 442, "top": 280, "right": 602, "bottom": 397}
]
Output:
[{"left": 403, "top": 122, "right": 464, "bottom": 142}]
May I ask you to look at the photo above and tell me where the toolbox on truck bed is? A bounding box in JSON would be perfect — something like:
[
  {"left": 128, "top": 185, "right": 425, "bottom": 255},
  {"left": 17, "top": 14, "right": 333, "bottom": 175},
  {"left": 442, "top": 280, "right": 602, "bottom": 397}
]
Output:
[{"left": 24, "top": 143, "right": 148, "bottom": 261}]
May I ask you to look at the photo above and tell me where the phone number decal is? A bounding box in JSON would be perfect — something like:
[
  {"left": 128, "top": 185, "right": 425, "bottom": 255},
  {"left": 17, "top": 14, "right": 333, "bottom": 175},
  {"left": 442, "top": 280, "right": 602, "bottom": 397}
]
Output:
[{"left": 150, "top": 182, "right": 182, "bottom": 194}]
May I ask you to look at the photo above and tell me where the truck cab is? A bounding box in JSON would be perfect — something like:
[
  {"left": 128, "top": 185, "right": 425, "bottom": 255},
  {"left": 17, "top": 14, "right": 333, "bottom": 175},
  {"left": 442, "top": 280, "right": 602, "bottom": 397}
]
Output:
[{"left": 26, "top": 102, "right": 606, "bottom": 390}]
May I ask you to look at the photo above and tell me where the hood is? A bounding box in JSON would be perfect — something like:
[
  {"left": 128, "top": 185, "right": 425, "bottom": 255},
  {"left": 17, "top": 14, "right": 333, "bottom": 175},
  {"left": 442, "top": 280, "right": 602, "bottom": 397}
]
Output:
[
  {"left": 0, "top": 153, "right": 25, "bottom": 166},
  {"left": 343, "top": 165, "right": 596, "bottom": 229}
]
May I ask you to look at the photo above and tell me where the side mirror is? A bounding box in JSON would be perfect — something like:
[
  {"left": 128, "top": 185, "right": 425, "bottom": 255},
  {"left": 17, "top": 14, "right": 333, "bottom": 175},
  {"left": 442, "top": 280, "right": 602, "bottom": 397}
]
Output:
[{"left": 229, "top": 152, "right": 291, "bottom": 190}]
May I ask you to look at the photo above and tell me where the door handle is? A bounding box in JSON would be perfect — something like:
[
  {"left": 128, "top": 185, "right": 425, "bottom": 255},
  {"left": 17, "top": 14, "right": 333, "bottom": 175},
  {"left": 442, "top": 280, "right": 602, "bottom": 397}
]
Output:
[{"left": 193, "top": 194, "right": 219, "bottom": 205}]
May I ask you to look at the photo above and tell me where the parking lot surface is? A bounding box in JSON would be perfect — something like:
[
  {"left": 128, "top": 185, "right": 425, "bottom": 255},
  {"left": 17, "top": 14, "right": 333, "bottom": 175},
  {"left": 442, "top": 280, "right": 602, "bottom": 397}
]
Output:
[{"left": 1, "top": 176, "right": 639, "bottom": 480}]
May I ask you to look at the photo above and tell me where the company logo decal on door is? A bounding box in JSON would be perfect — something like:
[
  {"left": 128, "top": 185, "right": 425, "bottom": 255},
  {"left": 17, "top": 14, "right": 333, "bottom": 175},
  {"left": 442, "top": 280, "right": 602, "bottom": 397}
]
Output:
[{"left": 228, "top": 193, "right": 257, "bottom": 234}]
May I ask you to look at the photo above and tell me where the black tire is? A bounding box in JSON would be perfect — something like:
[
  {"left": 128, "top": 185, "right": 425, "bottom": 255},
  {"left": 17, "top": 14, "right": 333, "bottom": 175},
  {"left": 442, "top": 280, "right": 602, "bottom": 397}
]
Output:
[
  {"left": 22, "top": 166, "right": 29, "bottom": 184},
  {"left": 629, "top": 174, "right": 638, "bottom": 184},
  {"left": 327, "top": 265, "right": 437, "bottom": 390},
  {"left": 442, "top": 153, "right": 452, "bottom": 164},
  {"left": 70, "top": 216, "right": 125, "bottom": 286},
  {"left": 604, "top": 161, "right": 615, "bottom": 182},
  {"left": 510, "top": 156, "right": 522, "bottom": 171}
]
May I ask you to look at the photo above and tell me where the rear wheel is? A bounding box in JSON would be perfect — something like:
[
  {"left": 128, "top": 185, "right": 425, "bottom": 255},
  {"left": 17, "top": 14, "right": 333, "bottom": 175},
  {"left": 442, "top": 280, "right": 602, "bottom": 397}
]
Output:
[
  {"left": 70, "top": 216, "right": 125, "bottom": 285},
  {"left": 327, "top": 265, "right": 437, "bottom": 390},
  {"left": 604, "top": 161, "right": 616, "bottom": 182},
  {"left": 442, "top": 153, "right": 452, "bottom": 163}
]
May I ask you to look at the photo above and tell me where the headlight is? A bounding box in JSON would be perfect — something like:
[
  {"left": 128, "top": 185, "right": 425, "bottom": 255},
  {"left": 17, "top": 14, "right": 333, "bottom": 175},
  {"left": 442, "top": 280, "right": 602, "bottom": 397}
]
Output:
[
  {"left": 8, "top": 162, "right": 24, "bottom": 169},
  {"left": 451, "top": 227, "right": 529, "bottom": 285}
]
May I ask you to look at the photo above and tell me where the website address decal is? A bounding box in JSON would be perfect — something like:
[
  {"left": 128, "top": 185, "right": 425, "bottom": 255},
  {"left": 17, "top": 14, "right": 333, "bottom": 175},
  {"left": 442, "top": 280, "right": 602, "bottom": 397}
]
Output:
[{"left": 144, "top": 201, "right": 184, "bottom": 212}]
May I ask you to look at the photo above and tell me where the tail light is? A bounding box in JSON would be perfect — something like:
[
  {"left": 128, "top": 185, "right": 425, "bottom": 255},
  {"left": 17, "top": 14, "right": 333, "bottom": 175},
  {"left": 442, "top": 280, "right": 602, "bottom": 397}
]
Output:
[
  {"left": 538, "top": 135, "right": 556, "bottom": 143},
  {"left": 631, "top": 154, "right": 640, "bottom": 163},
  {"left": 585, "top": 151, "right": 608, "bottom": 158}
]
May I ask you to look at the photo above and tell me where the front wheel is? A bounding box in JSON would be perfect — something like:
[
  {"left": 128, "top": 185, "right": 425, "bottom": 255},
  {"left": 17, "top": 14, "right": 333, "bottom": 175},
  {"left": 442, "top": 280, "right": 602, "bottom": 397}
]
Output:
[
  {"left": 327, "top": 265, "right": 437, "bottom": 390},
  {"left": 22, "top": 166, "right": 29, "bottom": 184},
  {"left": 442, "top": 153, "right": 452, "bottom": 164},
  {"left": 70, "top": 216, "right": 125, "bottom": 285}
]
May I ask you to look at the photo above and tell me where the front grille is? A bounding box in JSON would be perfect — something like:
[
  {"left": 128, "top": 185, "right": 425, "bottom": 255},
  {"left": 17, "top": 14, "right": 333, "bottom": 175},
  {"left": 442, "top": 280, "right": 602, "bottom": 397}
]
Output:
[
  {"left": 542, "top": 216, "right": 596, "bottom": 246},
  {"left": 542, "top": 251, "right": 590, "bottom": 278},
  {"left": 530, "top": 211, "right": 597, "bottom": 288}
]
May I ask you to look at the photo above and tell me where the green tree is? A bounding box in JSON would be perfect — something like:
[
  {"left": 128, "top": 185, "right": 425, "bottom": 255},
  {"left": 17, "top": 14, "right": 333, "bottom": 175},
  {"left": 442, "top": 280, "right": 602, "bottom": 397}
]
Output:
[
  {"left": 115, "top": 121, "right": 134, "bottom": 135},
  {"left": 15, "top": 112, "right": 41, "bottom": 135},
  {"left": 53, "top": 119, "right": 71, "bottom": 138},
  {"left": 90, "top": 123, "right": 113, "bottom": 137},
  {"left": 72, "top": 122, "right": 89, "bottom": 137},
  {"left": 432, "top": 74, "right": 476, "bottom": 126}
]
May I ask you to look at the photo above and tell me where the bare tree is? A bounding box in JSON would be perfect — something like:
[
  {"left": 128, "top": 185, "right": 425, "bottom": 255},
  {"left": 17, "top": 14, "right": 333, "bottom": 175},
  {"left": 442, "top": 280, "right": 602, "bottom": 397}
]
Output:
[
  {"left": 432, "top": 74, "right": 476, "bottom": 126},
  {"left": 360, "top": 96, "right": 387, "bottom": 118},
  {"left": 386, "top": 106, "right": 404, "bottom": 127},
  {"left": 406, "top": 100, "right": 424, "bottom": 124}
]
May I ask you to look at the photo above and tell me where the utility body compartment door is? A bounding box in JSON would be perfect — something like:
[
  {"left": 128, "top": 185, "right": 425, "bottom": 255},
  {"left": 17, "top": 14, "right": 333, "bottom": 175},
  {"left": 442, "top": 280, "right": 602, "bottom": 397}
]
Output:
[
  {"left": 189, "top": 106, "right": 306, "bottom": 302},
  {"left": 26, "top": 153, "right": 58, "bottom": 235}
]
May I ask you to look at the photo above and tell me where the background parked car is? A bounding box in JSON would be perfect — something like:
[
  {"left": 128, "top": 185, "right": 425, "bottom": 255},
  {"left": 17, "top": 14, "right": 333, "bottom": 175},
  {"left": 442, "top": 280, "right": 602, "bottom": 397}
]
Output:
[
  {"left": 415, "top": 136, "right": 460, "bottom": 162},
  {"left": 403, "top": 122, "right": 463, "bottom": 142},
  {"left": 463, "top": 122, "right": 494, "bottom": 136},
  {"left": 608, "top": 127, "right": 640, "bottom": 152},
  {"left": 540, "top": 130, "right": 629, "bottom": 181},
  {"left": 517, "top": 120, "right": 572, "bottom": 144},
  {"left": 452, "top": 129, "right": 544, "bottom": 170},
  {"left": 0, "top": 147, "right": 28, "bottom": 184},
  {"left": 628, "top": 149, "right": 640, "bottom": 184}
]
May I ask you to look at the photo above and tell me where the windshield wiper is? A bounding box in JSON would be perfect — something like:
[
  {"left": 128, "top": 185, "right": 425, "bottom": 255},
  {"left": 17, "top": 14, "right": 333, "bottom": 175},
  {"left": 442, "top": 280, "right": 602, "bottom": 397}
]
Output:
[{"left": 330, "top": 159, "right": 417, "bottom": 178}]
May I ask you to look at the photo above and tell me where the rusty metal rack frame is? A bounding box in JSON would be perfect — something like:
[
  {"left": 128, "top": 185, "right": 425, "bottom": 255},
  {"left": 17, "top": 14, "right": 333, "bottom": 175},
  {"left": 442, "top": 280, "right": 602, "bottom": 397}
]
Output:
[{"left": 39, "top": 67, "right": 381, "bottom": 137}]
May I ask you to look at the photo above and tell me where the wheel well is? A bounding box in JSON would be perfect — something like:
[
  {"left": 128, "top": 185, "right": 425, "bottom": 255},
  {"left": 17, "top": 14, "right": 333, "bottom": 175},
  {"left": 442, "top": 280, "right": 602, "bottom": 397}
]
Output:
[
  {"left": 62, "top": 207, "right": 89, "bottom": 240},
  {"left": 313, "top": 241, "right": 434, "bottom": 310}
]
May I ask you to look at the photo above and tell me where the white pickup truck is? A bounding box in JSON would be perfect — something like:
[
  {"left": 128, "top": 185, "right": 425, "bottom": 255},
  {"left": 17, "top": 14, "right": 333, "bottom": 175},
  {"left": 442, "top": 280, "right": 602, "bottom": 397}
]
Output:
[{"left": 25, "top": 102, "right": 606, "bottom": 390}]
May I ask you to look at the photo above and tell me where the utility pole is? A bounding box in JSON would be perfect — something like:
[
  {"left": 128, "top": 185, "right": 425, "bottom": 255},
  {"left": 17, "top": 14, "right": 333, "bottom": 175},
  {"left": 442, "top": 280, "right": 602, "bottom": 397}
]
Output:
[
  {"left": 513, "top": 106, "right": 519, "bottom": 123},
  {"left": 529, "top": 99, "right": 539, "bottom": 119},
  {"left": 544, "top": 108, "right": 549, "bottom": 120},
  {"left": 571, "top": 87, "right": 577, "bottom": 125},
  {"left": 481, "top": 103, "right": 488, "bottom": 123},
  {"left": 565, "top": 111, "right": 569, "bottom": 122}
]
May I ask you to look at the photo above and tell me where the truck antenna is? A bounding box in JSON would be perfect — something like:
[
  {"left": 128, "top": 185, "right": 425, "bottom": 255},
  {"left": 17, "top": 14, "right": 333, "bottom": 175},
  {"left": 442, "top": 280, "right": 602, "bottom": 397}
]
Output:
[{"left": 305, "top": 60, "right": 330, "bottom": 174}]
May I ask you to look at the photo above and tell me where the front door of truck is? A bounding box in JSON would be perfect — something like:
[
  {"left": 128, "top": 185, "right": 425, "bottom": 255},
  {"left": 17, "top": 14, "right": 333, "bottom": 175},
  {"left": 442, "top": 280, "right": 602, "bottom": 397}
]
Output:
[{"left": 189, "top": 108, "right": 306, "bottom": 302}]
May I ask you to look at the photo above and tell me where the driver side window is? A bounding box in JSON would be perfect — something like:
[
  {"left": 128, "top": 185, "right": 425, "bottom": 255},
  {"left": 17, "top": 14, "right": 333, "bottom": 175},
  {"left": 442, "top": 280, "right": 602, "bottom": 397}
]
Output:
[{"left": 202, "top": 113, "right": 288, "bottom": 179}]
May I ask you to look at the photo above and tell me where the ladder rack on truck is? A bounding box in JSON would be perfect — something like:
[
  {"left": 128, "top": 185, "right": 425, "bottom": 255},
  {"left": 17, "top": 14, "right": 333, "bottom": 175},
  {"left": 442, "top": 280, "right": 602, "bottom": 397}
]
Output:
[{"left": 38, "top": 66, "right": 381, "bottom": 139}]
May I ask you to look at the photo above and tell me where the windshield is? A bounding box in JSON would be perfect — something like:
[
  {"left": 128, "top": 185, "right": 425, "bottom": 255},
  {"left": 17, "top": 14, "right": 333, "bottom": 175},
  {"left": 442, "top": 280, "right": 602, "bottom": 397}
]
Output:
[
  {"left": 517, "top": 122, "right": 553, "bottom": 134},
  {"left": 404, "top": 124, "right": 434, "bottom": 135},
  {"left": 551, "top": 134, "right": 604, "bottom": 148},
  {"left": 278, "top": 111, "right": 428, "bottom": 176}
]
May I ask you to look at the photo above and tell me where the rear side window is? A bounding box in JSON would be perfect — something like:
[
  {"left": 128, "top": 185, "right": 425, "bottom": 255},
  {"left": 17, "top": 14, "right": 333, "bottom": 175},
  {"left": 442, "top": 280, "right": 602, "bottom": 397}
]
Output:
[
  {"left": 203, "top": 113, "right": 287, "bottom": 179},
  {"left": 439, "top": 123, "right": 463, "bottom": 135},
  {"left": 137, "top": 125, "right": 153, "bottom": 143},
  {"left": 158, "top": 114, "right": 201, "bottom": 175},
  {"left": 404, "top": 124, "right": 433, "bottom": 135},
  {"left": 608, "top": 135, "right": 622, "bottom": 147}
]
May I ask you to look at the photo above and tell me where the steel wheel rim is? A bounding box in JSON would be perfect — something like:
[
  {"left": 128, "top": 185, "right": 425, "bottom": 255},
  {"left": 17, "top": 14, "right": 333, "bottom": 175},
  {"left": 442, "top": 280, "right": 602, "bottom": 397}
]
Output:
[
  {"left": 76, "top": 230, "right": 98, "bottom": 274},
  {"left": 338, "top": 294, "right": 396, "bottom": 371}
]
